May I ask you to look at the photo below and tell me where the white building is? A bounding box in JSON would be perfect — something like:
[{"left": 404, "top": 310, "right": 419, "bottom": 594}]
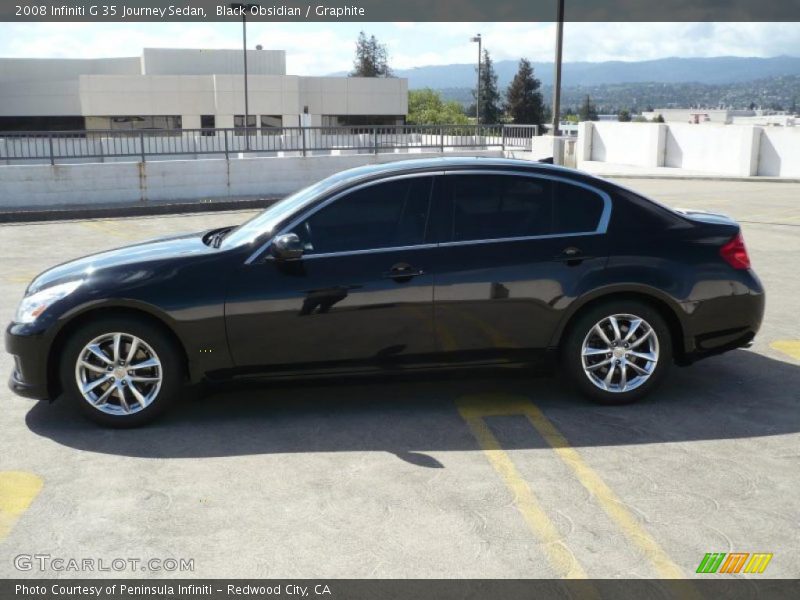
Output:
[{"left": 0, "top": 48, "right": 408, "bottom": 132}]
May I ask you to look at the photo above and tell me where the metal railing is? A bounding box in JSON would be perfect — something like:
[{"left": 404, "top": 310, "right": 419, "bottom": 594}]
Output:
[{"left": 0, "top": 124, "right": 538, "bottom": 165}]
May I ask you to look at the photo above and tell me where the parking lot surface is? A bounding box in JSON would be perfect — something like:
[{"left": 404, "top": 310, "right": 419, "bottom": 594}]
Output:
[{"left": 0, "top": 178, "right": 798, "bottom": 579}]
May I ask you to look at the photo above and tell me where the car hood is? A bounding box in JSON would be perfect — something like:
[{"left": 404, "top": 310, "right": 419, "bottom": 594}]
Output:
[{"left": 27, "top": 230, "right": 217, "bottom": 294}]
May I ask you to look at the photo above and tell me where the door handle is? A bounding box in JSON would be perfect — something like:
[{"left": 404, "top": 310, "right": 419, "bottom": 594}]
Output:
[
  {"left": 554, "top": 246, "right": 591, "bottom": 265},
  {"left": 383, "top": 263, "right": 424, "bottom": 282}
]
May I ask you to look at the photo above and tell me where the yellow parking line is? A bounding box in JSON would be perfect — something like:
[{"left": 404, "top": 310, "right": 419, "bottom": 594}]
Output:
[
  {"left": 0, "top": 471, "right": 43, "bottom": 541},
  {"left": 80, "top": 220, "right": 139, "bottom": 240},
  {"left": 449, "top": 308, "right": 518, "bottom": 349},
  {"left": 522, "top": 403, "right": 688, "bottom": 580},
  {"left": 436, "top": 320, "right": 460, "bottom": 352},
  {"left": 770, "top": 340, "right": 800, "bottom": 361},
  {"left": 6, "top": 272, "right": 38, "bottom": 284},
  {"left": 458, "top": 394, "right": 593, "bottom": 583},
  {"left": 458, "top": 394, "right": 700, "bottom": 592}
]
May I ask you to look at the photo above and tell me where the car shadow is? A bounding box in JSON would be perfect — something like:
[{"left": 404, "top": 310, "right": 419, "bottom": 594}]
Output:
[{"left": 25, "top": 350, "right": 800, "bottom": 463}]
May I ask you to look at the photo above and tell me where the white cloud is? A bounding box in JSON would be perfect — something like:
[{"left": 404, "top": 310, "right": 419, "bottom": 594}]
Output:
[{"left": 0, "top": 22, "right": 797, "bottom": 75}]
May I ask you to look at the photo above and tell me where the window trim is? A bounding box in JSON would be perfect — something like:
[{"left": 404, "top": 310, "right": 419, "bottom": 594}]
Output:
[
  {"left": 440, "top": 169, "right": 612, "bottom": 247},
  {"left": 298, "top": 242, "right": 439, "bottom": 261},
  {"left": 247, "top": 171, "right": 442, "bottom": 264},
  {"left": 247, "top": 168, "right": 612, "bottom": 263}
]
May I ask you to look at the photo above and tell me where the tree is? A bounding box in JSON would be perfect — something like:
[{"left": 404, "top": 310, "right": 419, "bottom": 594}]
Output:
[
  {"left": 652, "top": 113, "right": 665, "bottom": 123},
  {"left": 578, "top": 95, "right": 598, "bottom": 121},
  {"left": 473, "top": 49, "right": 502, "bottom": 124},
  {"left": 617, "top": 109, "right": 631, "bottom": 122},
  {"left": 350, "top": 31, "right": 392, "bottom": 78},
  {"left": 407, "top": 89, "right": 470, "bottom": 125},
  {"left": 504, "top": 58, "right": 545, "bottom": 131}
]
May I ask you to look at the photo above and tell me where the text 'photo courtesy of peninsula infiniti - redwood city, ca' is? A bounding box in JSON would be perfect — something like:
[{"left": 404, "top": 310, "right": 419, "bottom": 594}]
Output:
[{"left": 6, "top": 158, "right": 764, "bottom": 426}]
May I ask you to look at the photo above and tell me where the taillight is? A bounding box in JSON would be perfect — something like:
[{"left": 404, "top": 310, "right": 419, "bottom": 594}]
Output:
[{"left": 720, "top": 232, "right": 751, "bottom": 270}]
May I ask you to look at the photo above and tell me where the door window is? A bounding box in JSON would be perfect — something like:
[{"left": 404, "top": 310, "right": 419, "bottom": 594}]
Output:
[
  {"left": 291, "top": 177, "right": 433, "bottom": 255},
  {"left": 450, "top": 175, "right": 553, "bottom": 242},
  {"left": 447, "top": 174, "right": 607, "bottom": 242}
]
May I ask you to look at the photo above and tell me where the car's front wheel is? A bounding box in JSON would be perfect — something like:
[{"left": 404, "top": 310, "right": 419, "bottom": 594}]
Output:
[
  {"left": 59, "top": 316, "right": 184, "bottom": 427},
  {"left": 563, "top": 301, "right": 672, "bottom": 404}
]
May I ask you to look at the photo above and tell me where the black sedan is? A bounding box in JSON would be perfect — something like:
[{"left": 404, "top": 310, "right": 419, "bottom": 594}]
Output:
[{"left": 6, "top": 158, "right": 764, "bottom": 426}]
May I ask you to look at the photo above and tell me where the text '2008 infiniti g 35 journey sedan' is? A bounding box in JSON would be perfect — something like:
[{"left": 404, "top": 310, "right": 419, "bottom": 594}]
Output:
[{"left": 6, "top": 158, "right": 764, "bottom": 426}]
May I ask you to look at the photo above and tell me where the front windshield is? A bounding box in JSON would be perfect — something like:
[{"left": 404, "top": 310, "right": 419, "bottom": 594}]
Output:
[{"left": 220, "top": 164, "right": 399, "bottom": 249}]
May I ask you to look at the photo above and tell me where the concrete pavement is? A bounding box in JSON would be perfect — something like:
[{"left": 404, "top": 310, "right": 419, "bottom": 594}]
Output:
[{"left": 0, "top": 178, "right": 798, "bottom": 579}]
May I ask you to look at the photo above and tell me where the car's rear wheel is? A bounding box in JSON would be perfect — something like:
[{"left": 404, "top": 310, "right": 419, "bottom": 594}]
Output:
[
  {"left": 59, "top": 316, "right": 184, "bottom": 427},
  {"left": 563, "top": 301, "right": 672, "bottom": 404}
]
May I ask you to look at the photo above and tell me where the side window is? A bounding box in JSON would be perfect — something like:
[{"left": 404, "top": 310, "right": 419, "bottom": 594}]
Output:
[
  {"left": 553, "top": 182, "right": 606, "bottom": 234},
  {"left": 292, "top": 177, "right": 432, "bottom": 255},
  {"left": 451, "top": 175, "right": 553, "bottom": 242}
]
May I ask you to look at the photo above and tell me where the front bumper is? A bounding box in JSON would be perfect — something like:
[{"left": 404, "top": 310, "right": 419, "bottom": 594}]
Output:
[{"left": 5, "top": 323, "right": 52, "bottom": 400}]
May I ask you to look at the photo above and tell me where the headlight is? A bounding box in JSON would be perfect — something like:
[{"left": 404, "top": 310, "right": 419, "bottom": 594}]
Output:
[{"left": 15, "top": 280, "right": 83, "bottom": 324}]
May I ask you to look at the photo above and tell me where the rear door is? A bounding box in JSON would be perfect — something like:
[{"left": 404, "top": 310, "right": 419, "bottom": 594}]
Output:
[{"left": 431, "top": 170, "right": 611, "bottom": 361}]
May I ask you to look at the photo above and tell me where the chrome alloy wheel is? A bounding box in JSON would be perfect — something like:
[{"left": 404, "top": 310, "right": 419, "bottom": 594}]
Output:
[
  {"left": 74, "top": 332, "right": 163, "bottom": 415},
  {"left": 581, "top": 314, "right": 660, "bottom": 393}
]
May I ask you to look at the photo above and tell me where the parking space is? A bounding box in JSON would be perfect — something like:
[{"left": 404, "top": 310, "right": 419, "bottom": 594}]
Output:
[{"left": 0, "top": 178, "right": 798, "bottom": 579}]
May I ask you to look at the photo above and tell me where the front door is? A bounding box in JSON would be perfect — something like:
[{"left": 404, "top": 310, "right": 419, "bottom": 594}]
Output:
[{"left": 225, "top": 175, "right": 438, "bottom": 372}]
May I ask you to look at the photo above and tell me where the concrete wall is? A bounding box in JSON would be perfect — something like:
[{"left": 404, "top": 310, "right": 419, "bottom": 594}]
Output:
[
  {"left": 580, "top": 121, "right": 798, "bottom": 177},
  {"left": 588, "top": 122, "right": 665, "bottom": 168},
  {"left": 0, "top": 57, "right": 140, "bottom": 83},
  {"left": 0, "top": 49, "right": 285, "bottom": 81},
  {"left": 141, "top": 48, "right": 285, "bottom": 76},
  {"left": 299, "top": 77, "right": 408, "bottom": 116},
  {"left": 0, "top": 80, "right": 81, "bottom": 117},
  {"left": 1, "top": 74, "right": 406, "bottom": 121},
  {"left": 0, "top": 151, "right": 503, "bottom": 209},
  {"left": 0, "top": 49, "right": 407, "bottom": 124},
  {"left": 664, "top": 124, "right": 760, "bottom": 176},
  {"left": 757, "top": 128, "right": 800, "bottom": 177}
]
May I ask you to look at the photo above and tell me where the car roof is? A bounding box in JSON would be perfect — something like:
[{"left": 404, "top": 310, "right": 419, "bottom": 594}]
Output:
[{"left": 328, "top": 156, "right": 593, "bottom": 186}]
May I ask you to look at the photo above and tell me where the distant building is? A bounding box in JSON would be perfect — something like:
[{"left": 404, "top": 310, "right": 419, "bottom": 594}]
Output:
[
  {"left": 0, "top": 48, "right": 408, "bottom": 132},
  {"left": 731, "top": 114, "right": 796, "bottom": 127},
  {"left": 639, "top": 108, "right": 769, "bottom": 125},
  {"left": 639, "top": 108, "right": 795, "bottom": 127},
  {"left": 641, "top": 108, "right": 734, "bottom": 124}
]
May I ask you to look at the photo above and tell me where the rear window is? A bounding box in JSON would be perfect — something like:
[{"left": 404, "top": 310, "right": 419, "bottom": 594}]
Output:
[
  {"left": 554, "top": 182, "right": 605, "bottom": 234},
  {"left": 609, "top": 188, "right": 686, "bottom": 234},
  {"left": 448, "top": 174, "right": 606, "bottom": 242}
]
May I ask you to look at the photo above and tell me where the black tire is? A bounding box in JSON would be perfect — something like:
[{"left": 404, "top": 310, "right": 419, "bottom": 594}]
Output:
[
  {"left": 59, "top": 315, "right": 185, "bottom": 427},
  {"left": 562, "top": 300, "right": 673, "bottom": 405}
]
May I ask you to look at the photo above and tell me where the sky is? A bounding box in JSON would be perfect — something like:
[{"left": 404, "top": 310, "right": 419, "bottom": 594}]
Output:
[{"left": 0, "top": 22, "right": 798, "bottom": 74}]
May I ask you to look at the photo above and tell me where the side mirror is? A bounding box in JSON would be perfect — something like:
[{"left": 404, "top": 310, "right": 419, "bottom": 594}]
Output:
[{"left": 271, "top": 233, "right": 304, "bottom": 261}]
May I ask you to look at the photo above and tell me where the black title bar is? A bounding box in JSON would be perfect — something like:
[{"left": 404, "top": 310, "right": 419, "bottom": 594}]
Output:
[
  {"left": 4, "top": 0, "right": 800, "bottom": 22},
  {"left": 4, "top": 579, "right": 800, "bottom": 600}
]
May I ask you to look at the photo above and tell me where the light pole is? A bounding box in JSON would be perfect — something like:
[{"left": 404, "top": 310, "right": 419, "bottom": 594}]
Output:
[
  {"left": 470, "top": 34, "right": 482, "bottom": 124},
  {"left": 230, "top": 3, "right": 260, "bottom": 148},
  {"left": 551, "top": 0, "right": 565, "bottom": 136}
]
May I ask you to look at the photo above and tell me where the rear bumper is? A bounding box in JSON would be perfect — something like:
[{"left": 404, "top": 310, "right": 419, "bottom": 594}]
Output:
[
  {"left": 681, "top": 329, "right": 757, "bottom": 364},
  {"left": 5, "top": 323, "right": 52, "bottom": 401},
  {"left": 681, "top": 272, "right": 765, "bottom": 363}
]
